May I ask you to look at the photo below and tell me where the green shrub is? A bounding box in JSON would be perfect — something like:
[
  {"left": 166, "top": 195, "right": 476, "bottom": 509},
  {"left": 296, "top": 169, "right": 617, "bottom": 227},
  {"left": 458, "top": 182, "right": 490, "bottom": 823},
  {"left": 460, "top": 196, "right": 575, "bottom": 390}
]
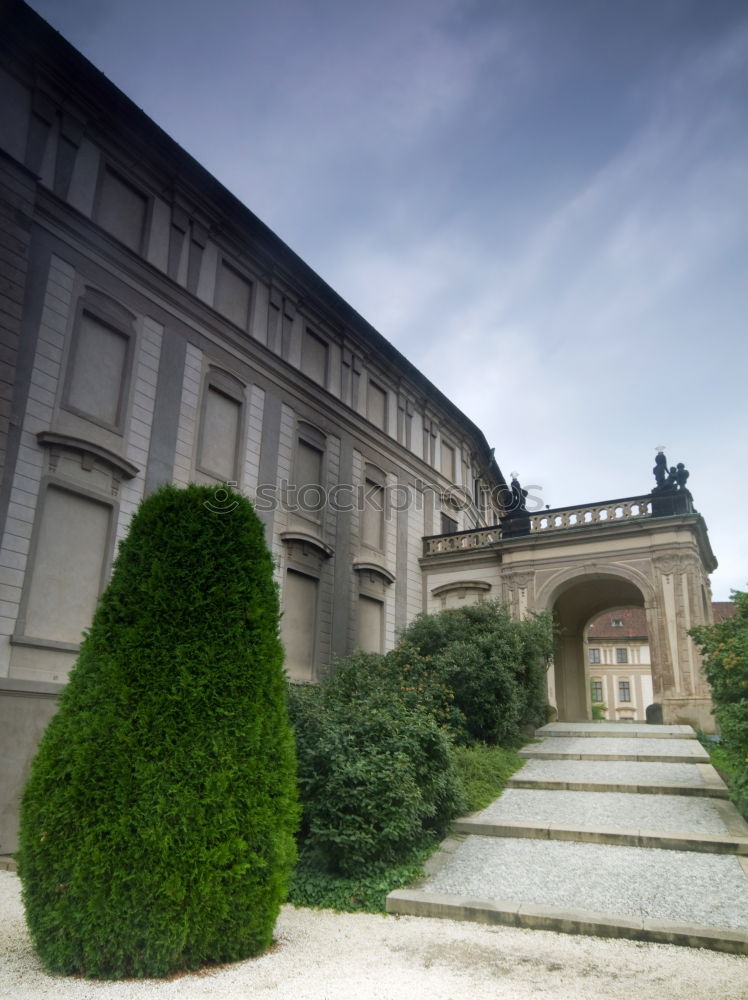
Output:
[
  {"left": 287, "top": 678, "right": 463, "bottom": 876},
  {"left": 690, "top": 591, "right": 748, "bottom": 816},
  {"left": 18, "top": 484, "right": 298, "bottom": 979},
  {"left": 397, "top": 601, "right": 553, "bottom": 745}
]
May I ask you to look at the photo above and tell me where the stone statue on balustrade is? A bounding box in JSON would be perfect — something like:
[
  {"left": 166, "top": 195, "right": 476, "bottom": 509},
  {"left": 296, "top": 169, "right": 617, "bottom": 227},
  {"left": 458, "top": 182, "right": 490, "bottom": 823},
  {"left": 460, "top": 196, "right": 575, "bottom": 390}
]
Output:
[
  {"left": 650, "top": 450, "right": 694, "bottom": 516},
  {"left": 500, "top": 474, "right": 531, "bottom": 537}
]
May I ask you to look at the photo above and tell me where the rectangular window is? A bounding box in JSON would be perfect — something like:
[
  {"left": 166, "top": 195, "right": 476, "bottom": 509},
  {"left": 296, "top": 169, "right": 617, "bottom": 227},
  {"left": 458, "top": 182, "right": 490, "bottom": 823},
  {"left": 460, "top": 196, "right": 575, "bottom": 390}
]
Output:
[
  {"left": 65, "top": 312, "right": 130, "bottom": 430},
  {"left": 294, "top": 433, "right": 325, "bottom": 519},
  {"left": 591, "top": 680, "right": 603, "bottom": 702},
  {"left": 441, "top": 442, "right": 456, "bottom": 482},
  {"left": 198, "top": 385, "right": 242, "bottom": 481},
  {"left": 215, "top": 261, "right": 251, "bottom": 329},
  {"left": 589, "top": 648, "right": 601, "bottom": 663},
  {"left": 441, "top": 513, "right": 458, "bottom": 535},
  {"left": 97, "top": 167, "right": 147, "bottom": 252},
  {"left": 281, "top": 570, "right": 318, "bottom": 681},
  {"left": 362, "top": 479, "right": 385, "bottom": 550},
  {"left": 358, "top": 594, "right": 384, "bottom": 654},
  {"left": 22, "top": 486, "right": 112, "bottom": 645},
  {"left": 367, "top": 380, "right": 387, "bottom": 430},
  {"left": 618, "top": 680, "right": 631, "bottom": 702},
  {"left": 302, "top": 329, "right": 328, "bottom": 387},
  {"left": 616, "top": 647, "right": 628, "bottom": 664}
]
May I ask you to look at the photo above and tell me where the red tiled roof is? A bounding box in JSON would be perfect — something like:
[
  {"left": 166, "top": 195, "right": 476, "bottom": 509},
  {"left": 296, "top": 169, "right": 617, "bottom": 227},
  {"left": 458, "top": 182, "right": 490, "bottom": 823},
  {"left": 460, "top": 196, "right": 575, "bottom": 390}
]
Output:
[
  {"left": 587, "top": 607, "right": 648, "bottom": 639},
  {"left": 712, "top": 601, "right": 737, "bottom": 621}
]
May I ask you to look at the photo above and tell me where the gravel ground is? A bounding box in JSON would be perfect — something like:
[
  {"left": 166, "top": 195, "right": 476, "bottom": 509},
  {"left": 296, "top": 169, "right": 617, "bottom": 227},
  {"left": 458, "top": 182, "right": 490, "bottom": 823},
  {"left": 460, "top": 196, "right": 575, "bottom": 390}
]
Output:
[
  {"left": 515, "top": 758, "right": 707, "bottom": 785},
  {"left": 523, "top": 737, "right": 706, "bottom": 758},
  {"left": 2, "top": 873, "right": 747, "bottom": 1000},
  {"left": 425, "top": 836, "right": 748, "bottom": 929},
  {"left": 478, "top": 788, "right": 733, "bottom": 833}
]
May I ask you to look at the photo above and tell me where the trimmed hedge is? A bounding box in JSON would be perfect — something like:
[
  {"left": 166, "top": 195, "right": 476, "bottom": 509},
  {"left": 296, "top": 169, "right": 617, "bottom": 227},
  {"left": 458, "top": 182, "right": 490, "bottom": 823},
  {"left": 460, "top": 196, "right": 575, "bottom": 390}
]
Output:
[{"left": 18, "top": 484, "right": 298, "bottom": 979}]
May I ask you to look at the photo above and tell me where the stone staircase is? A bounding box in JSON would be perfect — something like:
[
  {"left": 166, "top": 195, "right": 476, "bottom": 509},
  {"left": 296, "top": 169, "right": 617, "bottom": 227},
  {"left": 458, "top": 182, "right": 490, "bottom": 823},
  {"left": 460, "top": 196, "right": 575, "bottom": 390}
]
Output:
[{"left": 387, "top": 722, "right": 748, "bottom": 954}]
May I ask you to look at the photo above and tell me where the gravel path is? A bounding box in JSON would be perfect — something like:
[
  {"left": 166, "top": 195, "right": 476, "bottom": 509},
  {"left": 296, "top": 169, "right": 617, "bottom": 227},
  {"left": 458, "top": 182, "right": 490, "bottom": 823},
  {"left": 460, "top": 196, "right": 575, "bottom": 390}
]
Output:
[
  {"left": 478, "top": 788, "right": 734, "bottom": 833},
  {"left": 515, "top": 758, "right": 707, "bottom": 785},
  {"left": 425, "top": 836, "right": 748, "bottom": 929},
  {"left": 2, "top": 872, "right": 747, "bottom": 1000},
  {"left": 523, "top": 737, "right": 706, "bottom": 758}
]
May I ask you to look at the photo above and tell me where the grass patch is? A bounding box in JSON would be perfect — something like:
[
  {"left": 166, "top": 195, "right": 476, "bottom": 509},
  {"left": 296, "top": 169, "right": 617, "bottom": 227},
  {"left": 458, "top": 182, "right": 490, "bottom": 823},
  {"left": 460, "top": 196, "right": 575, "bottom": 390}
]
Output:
[{"left": 450, "top": 742, "right": 525, "bottom": 812}]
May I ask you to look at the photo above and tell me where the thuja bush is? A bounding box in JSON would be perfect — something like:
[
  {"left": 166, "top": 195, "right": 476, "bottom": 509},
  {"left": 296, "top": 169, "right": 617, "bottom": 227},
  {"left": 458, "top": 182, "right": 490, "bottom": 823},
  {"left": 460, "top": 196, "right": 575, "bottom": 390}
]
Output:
[
  {"left": 398, "top": 601, "right": 554, "bottom": 745},
  {"left": 18, "top": 484, "right": 298, "bottom": 979},
  {"left": 287, "top": 676, "right": 462, "bottom": 876},
  {"left": 690, "top": 591, "right": 748, "bottom": 816}
]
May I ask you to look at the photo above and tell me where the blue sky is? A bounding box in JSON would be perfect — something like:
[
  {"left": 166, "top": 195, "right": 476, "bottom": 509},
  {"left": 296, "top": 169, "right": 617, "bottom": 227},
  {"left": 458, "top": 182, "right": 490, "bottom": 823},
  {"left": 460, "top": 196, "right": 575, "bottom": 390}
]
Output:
[{"left": 28, "top": 0, "right": 748, "bottom": 599}]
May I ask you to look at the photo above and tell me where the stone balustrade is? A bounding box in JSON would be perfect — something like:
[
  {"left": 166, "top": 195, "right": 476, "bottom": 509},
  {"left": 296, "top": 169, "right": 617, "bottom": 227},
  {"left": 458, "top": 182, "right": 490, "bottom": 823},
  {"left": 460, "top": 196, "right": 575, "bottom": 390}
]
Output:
[{"left": 423, "top": 495, "right": 653, "bottom": 556}]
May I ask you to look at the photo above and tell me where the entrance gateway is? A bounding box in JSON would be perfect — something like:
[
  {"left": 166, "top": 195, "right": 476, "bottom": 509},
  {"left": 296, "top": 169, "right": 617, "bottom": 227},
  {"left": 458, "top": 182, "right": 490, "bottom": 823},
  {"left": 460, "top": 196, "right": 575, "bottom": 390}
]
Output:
[{"left": 420, "top": 453, "right": 718, "bottom": 733}]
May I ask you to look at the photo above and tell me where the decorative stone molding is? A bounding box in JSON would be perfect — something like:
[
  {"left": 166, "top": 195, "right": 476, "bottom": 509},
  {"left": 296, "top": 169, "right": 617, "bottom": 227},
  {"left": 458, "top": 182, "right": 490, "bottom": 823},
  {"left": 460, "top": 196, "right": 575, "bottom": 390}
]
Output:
[
  {"left": 502, "top": 571, "right": 532, "bottom": 591},
  {"left": 36, "top": 431, "right": 139, "bottom": 480},
  {"left": 279, "top": 531, "right": 334, "bottom": 561},
  {"left": 353, "top": 560, "right": 395, "bottom": 584},
  {"left": 431, "top": 580, "right": 491, "bottom": 599}
]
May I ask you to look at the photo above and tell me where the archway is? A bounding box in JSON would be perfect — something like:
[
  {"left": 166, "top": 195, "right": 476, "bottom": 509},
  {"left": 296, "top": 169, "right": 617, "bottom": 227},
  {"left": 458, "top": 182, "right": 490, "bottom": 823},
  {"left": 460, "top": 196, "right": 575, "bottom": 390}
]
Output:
[{"left": 548, "top": 573, "right": 648, "bottom": 722}]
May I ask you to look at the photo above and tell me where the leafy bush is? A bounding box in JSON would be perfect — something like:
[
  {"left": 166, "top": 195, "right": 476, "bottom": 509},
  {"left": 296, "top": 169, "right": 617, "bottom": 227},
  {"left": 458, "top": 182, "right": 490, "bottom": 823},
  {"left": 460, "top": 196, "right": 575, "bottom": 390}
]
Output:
[
  {"left": 397, "top": 601, "right": 553, "bottom": 745},
  {"left": 288, "top": 679, "right": 463, "bottom": 877},
  {"left": 690, "top": 591, "right": 748, "bottom": 816},
  {"left": 18, "top": 484, "right": 298, "bottom": 979}
]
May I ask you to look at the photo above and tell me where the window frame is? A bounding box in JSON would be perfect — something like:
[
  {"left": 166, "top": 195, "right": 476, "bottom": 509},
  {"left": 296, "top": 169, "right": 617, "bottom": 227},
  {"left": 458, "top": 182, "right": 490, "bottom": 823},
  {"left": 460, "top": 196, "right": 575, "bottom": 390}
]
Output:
[
  {"left": 618, "top": 679, "right": 632, "bottom": 702},
  {"left": 195, "top": 366, "right": 246, "bottom": 483},
  {"left": 616, "top": 647, "right": 629, "bottom": 664},
  {"left": 214, "top": 256, "right": 253, "bottom": 332},
  {"left": 94, "top": 162, "right": 151, "bottom": 255}
]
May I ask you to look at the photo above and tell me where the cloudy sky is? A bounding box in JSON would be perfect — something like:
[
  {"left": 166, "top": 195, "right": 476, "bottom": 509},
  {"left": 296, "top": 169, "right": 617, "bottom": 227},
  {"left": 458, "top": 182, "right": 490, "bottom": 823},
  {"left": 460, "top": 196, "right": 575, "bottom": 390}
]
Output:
[{"left": 28, "top": 0, "right": 748, "bottom": 599}]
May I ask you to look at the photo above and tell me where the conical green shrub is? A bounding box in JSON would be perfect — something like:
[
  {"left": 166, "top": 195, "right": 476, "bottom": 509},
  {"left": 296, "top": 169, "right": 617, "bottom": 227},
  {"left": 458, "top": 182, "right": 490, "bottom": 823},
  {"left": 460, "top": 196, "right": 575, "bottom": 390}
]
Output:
[{"left": 18, "top": 484, "right": 298, "bottom": 978}]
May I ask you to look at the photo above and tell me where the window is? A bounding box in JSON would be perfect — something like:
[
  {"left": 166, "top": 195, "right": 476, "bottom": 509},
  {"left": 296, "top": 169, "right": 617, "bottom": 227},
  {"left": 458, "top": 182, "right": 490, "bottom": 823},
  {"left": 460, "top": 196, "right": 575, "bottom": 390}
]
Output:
[
  {"left": 198, "top": 387, "right": 242, "bottom": 481},
  {"left": 616, "top": 647, "right": 628, "bottom": 664},
  {"left": 20, "top": 485, "right": 112, "bottom": 646},
  {"left": 65, "top": 312, "right": 130, "bottom": 430},
  {"left": 367, "top": 379, "right": 387, "bottom": 430},
  {"left": 588, "top": 648, "right": 601, "bottom": 664},
  {"left": 97, "top": 167, "right": 147, "bottom": 252},
  {"left": 361, "top": 465, "right": 385, "bottom": 551},
  {"left": 358, "top": 594, "right": 384, "bottom": 653},
  {"left": 441, "top": 513, "right": 458, "bottom": 535},
  {"left": 441, "top": 442, "right": 456, "bottom": 482},
  {"left": 591, "top": 680, "right": 603, "bottom": 703},
  {"left": 294, "top": 423, "right": 326, "bottom": 520},
  {"left": 281, "top": 570, "right": 318, "bottom": 681},
  {"left": 215, "top": 260, "right": 252, "bottom": 329},
  {"left": 618, "top": 680, "right": 631, "bottom": 702},
  {"left": 612, "top": 618, "right": 623, "bottom": 627},
  {"left": 302, "top": 329, "right": 328, "bottom": 387}
]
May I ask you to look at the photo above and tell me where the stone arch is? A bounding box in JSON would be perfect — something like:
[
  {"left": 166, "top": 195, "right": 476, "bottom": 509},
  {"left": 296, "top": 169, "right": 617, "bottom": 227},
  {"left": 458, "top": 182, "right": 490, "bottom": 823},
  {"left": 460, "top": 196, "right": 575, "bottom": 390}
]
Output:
[{"left": 536, "top": 567, "right": 652, "bottom": 723}]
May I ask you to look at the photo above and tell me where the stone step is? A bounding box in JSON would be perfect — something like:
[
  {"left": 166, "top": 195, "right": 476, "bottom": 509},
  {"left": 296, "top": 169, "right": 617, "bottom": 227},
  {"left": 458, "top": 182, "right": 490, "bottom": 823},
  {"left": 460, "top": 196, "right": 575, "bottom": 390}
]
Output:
[
  {"left": 508, "top": 778, "right": 729, "bottom": 798},
  {"left": 387, "top": 834, "right": 748, "bottom": 955},
  {"left": 452, "top": 816, "right": 748, "bottom": 855},
  {"left": 386, "top": 888, "right": 748, "bottom": 956},
  {"left": 520, "top": 736, "right": 709, "bottom": 764},
  {"left": 509, "top": 758, "right": 728, "bottom": 798},
  {"left": 535, "top": 722, "right": 697, "bottom": 740}
]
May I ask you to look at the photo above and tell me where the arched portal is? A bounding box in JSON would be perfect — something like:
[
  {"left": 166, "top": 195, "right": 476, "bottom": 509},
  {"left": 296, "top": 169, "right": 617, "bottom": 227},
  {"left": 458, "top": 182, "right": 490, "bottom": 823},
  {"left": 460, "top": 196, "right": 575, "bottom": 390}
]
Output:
[{"left": 548, "top": 573, "right": 647, "bottom": 722}]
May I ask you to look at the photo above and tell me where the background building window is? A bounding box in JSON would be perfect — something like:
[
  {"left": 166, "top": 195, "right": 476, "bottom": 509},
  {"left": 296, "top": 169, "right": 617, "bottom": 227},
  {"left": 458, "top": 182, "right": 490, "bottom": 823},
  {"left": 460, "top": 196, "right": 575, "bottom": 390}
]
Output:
[
  {"left": 97, "top": 167, "right": 147, "bottom": 252},
  {"left": 358, "top": 594, "right": 384, "bottom": 654},
  {"left": 294, "top": 423, "right": 326, "bottom": 520},
  {"left": 591, "top": 679, "right": 603, "bottom": 702},
  {"left": 616, "top": 647, "right": 628, "bottom": 664},
  {"left": 618, "top": 680, "right": 631, "bottom": 702},
  {"left": 441, "top": 513, "right": 458, "bottom": 535},
  {"left": 612, "top": 618, "right": 623, "bottom": 627},
  {"left": 589, "top": 648, "right": 601, "bottom": 664}
]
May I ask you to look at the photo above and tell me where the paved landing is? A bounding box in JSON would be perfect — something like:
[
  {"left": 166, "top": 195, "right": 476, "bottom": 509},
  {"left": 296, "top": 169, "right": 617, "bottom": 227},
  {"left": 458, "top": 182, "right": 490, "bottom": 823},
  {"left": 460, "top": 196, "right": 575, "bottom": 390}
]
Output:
[{"left": 387, "top": 722, "right": 748, "bottom": 954}]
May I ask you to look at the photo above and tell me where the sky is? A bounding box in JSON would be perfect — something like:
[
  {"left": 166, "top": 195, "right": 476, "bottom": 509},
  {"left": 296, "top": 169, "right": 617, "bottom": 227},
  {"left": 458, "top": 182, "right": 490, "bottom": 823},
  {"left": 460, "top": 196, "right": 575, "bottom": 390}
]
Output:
[{"left": 26, "top": 0, "right": 748, "bottom": 600}]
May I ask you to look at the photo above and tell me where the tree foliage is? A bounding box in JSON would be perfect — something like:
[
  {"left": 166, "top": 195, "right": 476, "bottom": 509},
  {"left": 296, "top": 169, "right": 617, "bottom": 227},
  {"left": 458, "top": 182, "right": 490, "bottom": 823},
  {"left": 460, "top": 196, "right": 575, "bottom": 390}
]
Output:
[
  {"left": 690, "top": 590, "right": 748, "bottom": 815},
  {"left": 19, "top": 484, "right": 298, "bottom": 979}
]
